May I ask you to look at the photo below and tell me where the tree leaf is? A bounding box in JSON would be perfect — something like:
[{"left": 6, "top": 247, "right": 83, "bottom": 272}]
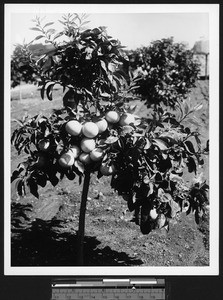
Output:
[
  {"left": 105, "top": 136, "right": 119, "bottom": 144},
  {"left": 34, "top": 35, "right": 45, "bottom": 41},
  {"left": 74, "top": 160, "right": 84, "bottom": 174},
  {"left": 184, "top": 140, "right": 196, "bottom": 154},
  {"left": 17, "top": 180, "right": 25, "bottom": 196},
  {"left": 158, "top": 188, "right": 172, "bottom": 202},
  {"left": 144, "top": 138, "right": 152, "bottom": 150},
  {"left": 187, "top": 156, "right": 197, "bottom": 174},
  {"left": 46, "top": 28, "right": 56, "bottom": 35},
  {"left": 36, "top": 173, "right": 47, "bottom": 187},
  {"left": 100, "top": 60, "right": 107, "bottom": 70},
  {"left": 40, "top": 84, "right": 45, "bottom": 100},
  {"left": 28, "top": 178, "right": 39, "bottom": 198},
  {"left": 169, "top": 199, "right": 181, "bottom": 218},
  {"left": 66, "top": 169, "right": 76, "bottom": 181},
  {"left": 63, "top": 89, "right": 78, "bottom": 109},
  {"left": 30, "top": 27, "right": 42, "bottom": 32},
  {"left": 194, "top": 102, "right": 203, "bottom": 111},
  {"left": 46, "top": 82, "right": 55, "bottom": 100},
  {"left": 100, "top": 92, "right": 110, "bottom": 98},
  {"left": 53, "top": 32, "right": 64, "bottom": 40},
  {"left": 43, "top": 22, "right": 54, "bottom": 28},
  {"left": 195, "top": 210, "right": 200, "bottom": 224},
  {"left": 183, "top": 101, "right": 190, "bottom": 115},
  {"left": 120, "top": 125, "right": 134, "bottom": 136},
  {"left": 169, "top": 173, "right": 183, "bottom": 182},
  {"left": 49, "top": 174, "right": 59, "bottom": 186},
  {"left": 153, "top": 138, "right": 168, "bottom": 150}
]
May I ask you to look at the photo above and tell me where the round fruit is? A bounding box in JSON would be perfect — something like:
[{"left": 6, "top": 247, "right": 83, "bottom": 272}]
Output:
[
  {"left": 80, "top": 138, "right": 96, "bottom": 153},
  {"left": 65, "top": 120, "right": 82, "bottom": 136},
  {"left": 119, "top": 113, "right": 135, "bottom": 126},
  {"left": 105, "top": 111, "right": 120, "bottom": 123},
  {"left": 82, "top": 122, "right": 99, "bottom": 138},
  {"left": 100, "top": 163, "right": 116, "bottom": 176},
  {"left": 79, "top": 152, "right": 92, "bottom": 164},
  {"left": 68, "top": 145, "right": 80, "bottom": 159},
  {"left": 38, "top": 139, "right": 50, "bottom": 152},
  {"left": 90, "top": 148, "right": 104, "bottom": 161},
  {"left": 149, "top": 208, "right": 158, "bottom": 220},
  {"left": 95, "top": 118, "right": 108, "bottom": 133},
  {"left": 58, "top": 152, "right": 75, "bottom": 168}
]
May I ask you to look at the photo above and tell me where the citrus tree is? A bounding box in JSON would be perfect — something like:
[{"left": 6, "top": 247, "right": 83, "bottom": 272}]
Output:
[
  {"left": 11, "top": 14, "right": 209, "bottom": 266},
  {"left": 126, "top": 37, "right": 201, "bottom": 108},
  {"left": 11, "top": 43, "right": 38, "bottom": 88}
]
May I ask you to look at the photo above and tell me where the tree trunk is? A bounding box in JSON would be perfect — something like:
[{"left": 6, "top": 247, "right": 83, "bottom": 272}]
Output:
[{"left": 76, "top": 170, "right": 91, "bottom": 265}]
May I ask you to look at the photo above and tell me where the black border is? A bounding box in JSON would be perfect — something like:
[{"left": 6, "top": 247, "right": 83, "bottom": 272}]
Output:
[{"left": 1, "top": 2, "right": 222, "bottom": 299}]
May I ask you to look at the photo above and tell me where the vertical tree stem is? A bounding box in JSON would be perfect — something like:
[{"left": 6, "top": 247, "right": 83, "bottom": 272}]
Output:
[{"left": 76, "top": 170, "right": 91, "bottom": 266}]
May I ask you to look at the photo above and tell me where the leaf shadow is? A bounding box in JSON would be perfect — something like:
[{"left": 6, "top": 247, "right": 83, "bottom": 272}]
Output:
[{"left": 11, "top": 216, "right": 143, "bottom": 267}]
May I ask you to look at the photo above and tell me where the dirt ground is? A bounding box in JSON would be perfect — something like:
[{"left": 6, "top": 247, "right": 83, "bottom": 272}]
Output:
[{"left": 10, "top": 80, "right": 209, "bottom": 267}]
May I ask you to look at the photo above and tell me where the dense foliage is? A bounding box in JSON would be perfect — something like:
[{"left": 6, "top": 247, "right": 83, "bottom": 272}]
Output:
[
  {"left": 11, "top": 44, "right": 37, "bottom": 88},
  {"left": 126, "top": 37, "right": 200, "bottom": 108}
]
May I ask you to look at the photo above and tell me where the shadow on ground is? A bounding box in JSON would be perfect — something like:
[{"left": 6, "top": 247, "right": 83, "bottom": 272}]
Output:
[{"left": 11, "top": 204, "right": 143, "bottom": 267}]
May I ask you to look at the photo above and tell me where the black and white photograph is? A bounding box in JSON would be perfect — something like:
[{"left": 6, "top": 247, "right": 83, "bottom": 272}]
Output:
[{"left": 4, "top": 3, "right": 219, "bottom": 276}]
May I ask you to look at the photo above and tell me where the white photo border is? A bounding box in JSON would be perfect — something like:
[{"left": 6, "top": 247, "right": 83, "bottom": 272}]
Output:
[{"left": 4, "top": 3, "right": 219, "bottom": 276}]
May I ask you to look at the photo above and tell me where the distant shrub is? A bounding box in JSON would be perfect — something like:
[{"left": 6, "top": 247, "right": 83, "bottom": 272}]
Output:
[
  {"left": 127, "top": 37, "right": 200, "bottom": 108},
  {"left": 11, "top": 44, "right": 38, "bottom": 88}
]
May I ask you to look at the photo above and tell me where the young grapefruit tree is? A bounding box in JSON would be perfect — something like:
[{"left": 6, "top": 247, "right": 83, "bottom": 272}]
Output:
[
  {"left": 11, "top": 14, "right": 209, "bottom": 266},
  {"left": 126, "top": 37, "right": 201, "bottom": 108}
]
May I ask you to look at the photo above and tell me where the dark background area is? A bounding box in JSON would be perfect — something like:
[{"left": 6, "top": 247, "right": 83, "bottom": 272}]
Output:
[
  {"left": 0, "top": 276, "right": 223, "bottom": 300},
  {"left": 1, "top": 1, "right": 222, "bottom": 300}
]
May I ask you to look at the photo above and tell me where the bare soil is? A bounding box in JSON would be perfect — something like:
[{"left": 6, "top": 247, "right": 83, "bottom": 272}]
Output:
[{"left": 10, "top": 80, "right": 209, "bottom": 267}]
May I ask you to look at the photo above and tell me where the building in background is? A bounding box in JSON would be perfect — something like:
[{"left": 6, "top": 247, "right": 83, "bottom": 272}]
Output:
[{"left": 192, "top": 39, "right": 209, "bottom": 79}]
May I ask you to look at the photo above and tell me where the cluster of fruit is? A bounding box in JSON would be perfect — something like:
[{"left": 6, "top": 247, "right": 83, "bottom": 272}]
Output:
[{"left": 38, "top": 110, "right": 137, "bottom": 175}]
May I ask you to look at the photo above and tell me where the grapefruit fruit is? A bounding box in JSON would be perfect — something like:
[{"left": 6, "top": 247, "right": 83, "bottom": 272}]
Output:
[
  {"left": 105, "top": 111, "right": 120, "bottom": 123},
  {"left": 82, "top": 122, "right": 99, "bottom": 138},
  {"left": 65, "top": 120, "right": 82, "bottom": 136}
]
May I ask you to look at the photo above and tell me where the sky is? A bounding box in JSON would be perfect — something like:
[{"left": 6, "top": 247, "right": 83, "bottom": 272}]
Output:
[{"left": 9, "top": 11, "right": 209, "bottom": 53}]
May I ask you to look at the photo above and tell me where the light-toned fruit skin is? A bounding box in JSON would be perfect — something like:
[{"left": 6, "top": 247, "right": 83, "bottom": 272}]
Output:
[
  {"left": 100, "top": 163, "right": 116, "bottom": 176},
  {"left": 38, "top": 139, "right": 51, "bottom": 152},
  {"left": 82, "top": 122, "right": 99, "bottom": 138},
  {"left": 149, "top": 208, "right": 158, "bottom": 220},
  {"left": 65, "top": 120, "right": 82, "bottom": 136},
  {"left": 90, "top": 148, "right": 104, "bottom": 161},
  {"left": 58, "top": 152, "right": 75, "bottom": 168},
  {"left": 68, "top": 145, "right": 81, "bottom": 159},
  {"left": 105, "top": 111, "right": 120, "bottom": 123},
  {"left": 119, "top": 113, "right": 135, "bottom": 126},
  {"left": 80, "top": 138, "right": 96, "bottom": 153},
  {"left": 79, "top": 152, "right": 92, "bottom": 164},
  {"left": 95, "top": 118, "right": 108, "bottom": 133}
]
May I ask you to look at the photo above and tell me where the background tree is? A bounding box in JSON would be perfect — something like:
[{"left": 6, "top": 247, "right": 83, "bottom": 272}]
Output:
[
  {"left": 11, "top": 44, "right": 38, "bottom": 88},
  {"left": 126, "top": 37, "right": 201, "bottom": 108}
]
